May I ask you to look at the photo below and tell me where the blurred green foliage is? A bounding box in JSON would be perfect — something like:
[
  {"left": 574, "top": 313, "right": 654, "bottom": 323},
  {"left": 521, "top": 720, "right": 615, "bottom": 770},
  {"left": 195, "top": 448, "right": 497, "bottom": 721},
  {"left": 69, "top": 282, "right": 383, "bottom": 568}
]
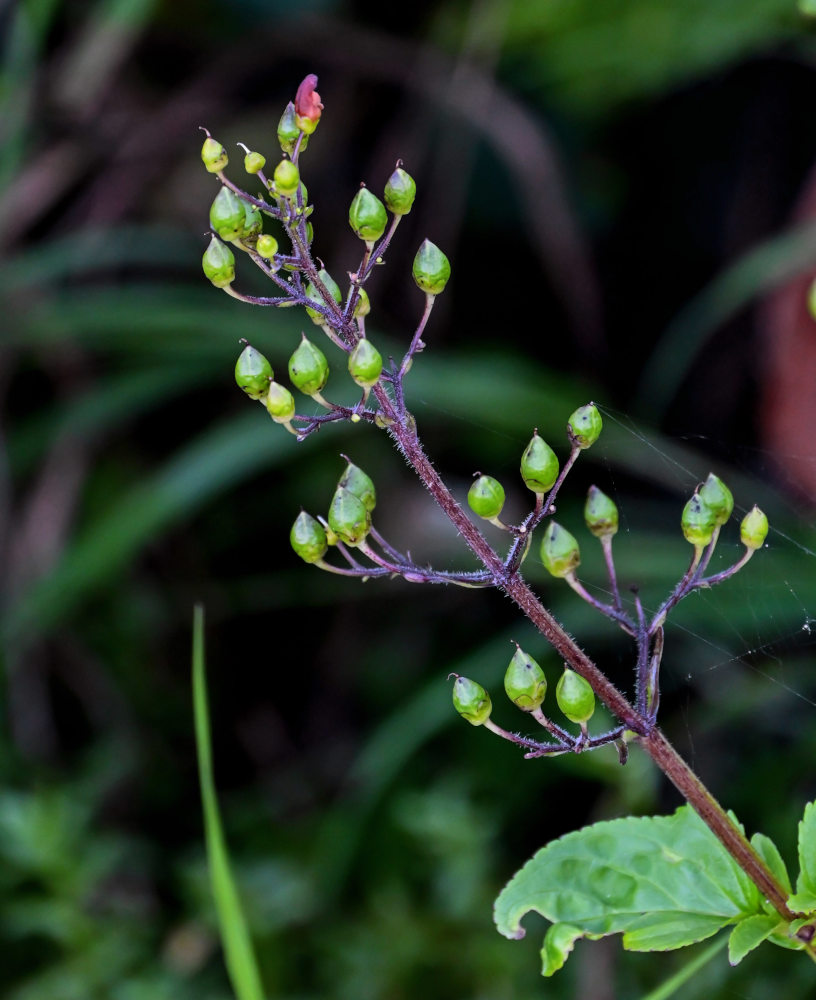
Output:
[{"left": 3, "top": 0, "right": 816, "bottom": 997}]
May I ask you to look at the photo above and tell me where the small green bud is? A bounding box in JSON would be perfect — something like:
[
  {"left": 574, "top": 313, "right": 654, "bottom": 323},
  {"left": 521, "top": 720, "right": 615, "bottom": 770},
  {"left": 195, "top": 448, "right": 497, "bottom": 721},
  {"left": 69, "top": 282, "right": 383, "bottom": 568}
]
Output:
[
  {"left": 384, "top": 164, "right": 416, "bottom": 215},
  {"left": 305, "top": 221, "right": 314, "bottom": 245},
  {"left": 348, "top": 339, "right": 382, "bottom": 388},
  {"left": 273, "top": 159, "right": 300, "bottom": 197},
  {"left": 520, "top": 432, "right": 559, "bottom": 494},
  {"left": 235, "top": 344, "right": 272, "bottom": 399},
  {"left": 412, "top": 239, "right": 451, "bottom": 295},
  {"left": 740, "top": 505, "right": 769, "bottom": 550},
  {"left": 201, "top": 134, "right": 228, "bottom": 173},
  {"left": 305, "top": 270, "right": 342, "bottom": 324},
  {"left": 290, "top": 511, "right": 328, "bottom": 564},
  {"left": 467, "top": 475, "right": 505, "bottom": 520},
  {"left": 277, "top": 102, "right": 301, "bottom": 155},
  {"left": 353, "top": 287, "right": 370, "bottom": 318},
  {"left": 555, "top": 668, "right": 595, "bottom": 724},
  {"left": 328, "top": 486, "right": 371, "bottom": 547},
  {"left": 338, "top": 460, "right": 376, "bottom": 513},
  {"left": 265, "top": 381, "right": 296, "bottom": 423},
  {"left": 209, "top": 187, "right": 247, "bottom": 242},
  {"left": 243, "top": 150, "right": 266, "bottom": 174},
  {"left": 202, "top": 236, "right": 235, "bottom": 288},
  {"left": 567, "top": 403, "right": 603, "bottom": 449},
  {"left": 584, "top": 486, "right": 619, "bottom": 538},
  {"left": 504, "top": 647, "right": 547, "bottom": 712},
  {"left": 349, "top": 186, "right": 388, "bottom": 243},
  {"left": 698, "top": 473, "right": 734, "bottom": 526},
  {"left": 256, "top": 234, "right": 279, "bottom": 259},
  {"left": 540, "top": 521, "right": 581, "bottom": 578},
  {"left": 288, "top": 334, "right": 329, "bottom": 396},
  {"left": 681, "top": 491, "right": 717, "bottom": 547},
  {"left": 452, "top": 675, "right": 492, "bottom": 726}
]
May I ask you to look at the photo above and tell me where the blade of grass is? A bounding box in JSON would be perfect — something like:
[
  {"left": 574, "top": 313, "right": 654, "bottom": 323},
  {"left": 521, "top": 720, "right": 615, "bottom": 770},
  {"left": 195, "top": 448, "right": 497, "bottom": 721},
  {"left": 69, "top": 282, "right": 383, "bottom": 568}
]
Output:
[
  {"left": 638, "top": 933, "right": 727, "bottom": 1000},
  {"left": 192, "top": 604, "right": 266, "bottom": 1000}
]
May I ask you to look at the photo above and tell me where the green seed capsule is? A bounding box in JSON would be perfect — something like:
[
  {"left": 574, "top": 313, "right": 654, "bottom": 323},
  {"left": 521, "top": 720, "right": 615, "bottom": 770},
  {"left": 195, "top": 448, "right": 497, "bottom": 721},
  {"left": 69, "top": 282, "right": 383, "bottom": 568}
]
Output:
[
  {"left": 327, "top": 486, "right": 371, "bottom": 546},
  {"left": 520, "top": 432, "right": 559, "bottom": 494},
  {"left": 698, "top": 473, "right": 734, "bottom": 526},
  {"left": 681, "top": 491, "right": 717, "bottom": 547},
  {"left": 265, "top": 381, "right": 296, "bottom": 422},
  {"left": 277, "top": 102, "right": 301, "bottom": 155},
  {"left": 452, "top": 676, "right": 492, "bottom": 726},
  {"left": 540, "top": 521, "right": 581, "bottom": 578},
  {"left": 201, "top": 135, "right": 228, "bottom": 172},
  {"left": 338, "top": 460, "right": 376, "bottom": 513},
  {"left": 555, "top": 668, "right": 595, "bottom": 724},
  {"left": 240, "top": 200, "right": 263, "bottom": 241},
  {"left": 740, "top": 505, "right": 769, "bottom": 550},
  {"left": 353, "top": 288, "right": 371, "bottom": 318},
  {"left": 504, "top": 647, "right": 547, "bottom": 712},
  {"left": 201, "top": 236, "right": 235, "bottom": 288},
  {"left": 348, "top": 339, "right": 382, "bottom": 388},
  {"left": 273, "top": 159, "right": 300, "bottom": 197},
  {"left": 290, "top": 511, "right": 328, "bottom": 563},
  {"left": 584, "top": 486, "right": 619, "bottom": 538},
  {"left": 305, "top": 270, "right": 342, "bottom": 324},
  {"left": 235, "top": 344, "right": 272, "bottom": 399},
  {"left": 244, "top": 150, "right": 266, "bottom": 174},
  {"left": 412, "top": 239, "right": 451, "bottom": 295},
  {"left": 568, "top": 403, "right": 603, "bottom": 449},
  {"left": 349, "top": 187, "right": 388, "bottom": 243},
  {"left": 256, "top": 234, "right": 279, "bottom": 259},
  {"left": 384, "top": 165, "right": 416, "bottom": 216},
  {"left": 209, "top": 187, "right": 247, "bottom": 242},
  {"left": 288, "top": 334, "right": 329, "bottom": 396},
  {"left": 467, "top": 475, "right": 505, "bottom": 520}
]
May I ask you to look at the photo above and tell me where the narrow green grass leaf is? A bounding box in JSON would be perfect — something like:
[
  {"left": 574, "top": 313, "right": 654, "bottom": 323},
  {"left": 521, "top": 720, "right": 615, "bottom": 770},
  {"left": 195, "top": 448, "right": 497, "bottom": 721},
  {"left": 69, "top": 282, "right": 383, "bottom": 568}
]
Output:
[
  {"left": 192, "top": 605, "right": 265, "bottom": 1000},
  {"left": 637, "top": 935, "right": 728, "bottom": 1000},
  {"left": 494, "top": 805, "right": 765, "bottom": 976}
]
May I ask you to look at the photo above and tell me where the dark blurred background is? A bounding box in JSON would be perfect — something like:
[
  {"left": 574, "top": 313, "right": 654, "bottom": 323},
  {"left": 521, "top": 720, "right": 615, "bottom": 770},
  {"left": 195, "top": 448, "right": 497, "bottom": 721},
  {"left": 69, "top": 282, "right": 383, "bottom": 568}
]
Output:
[{"left": 4, "top": 1, "right": 816, "bottom": 997}]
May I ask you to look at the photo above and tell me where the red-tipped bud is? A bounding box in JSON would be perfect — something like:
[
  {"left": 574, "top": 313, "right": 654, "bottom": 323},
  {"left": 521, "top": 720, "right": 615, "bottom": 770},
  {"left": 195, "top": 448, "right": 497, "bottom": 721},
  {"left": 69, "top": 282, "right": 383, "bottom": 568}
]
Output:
[{"left": 295, "top": 74, "right": 323, "bottom": 134}]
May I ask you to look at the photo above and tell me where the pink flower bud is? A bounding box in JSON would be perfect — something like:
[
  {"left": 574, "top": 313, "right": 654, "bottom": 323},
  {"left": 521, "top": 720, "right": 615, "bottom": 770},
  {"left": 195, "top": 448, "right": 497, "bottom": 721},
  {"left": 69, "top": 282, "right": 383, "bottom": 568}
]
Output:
[{"left": 295, "top": 74, "right": 323, "bottom": 124}]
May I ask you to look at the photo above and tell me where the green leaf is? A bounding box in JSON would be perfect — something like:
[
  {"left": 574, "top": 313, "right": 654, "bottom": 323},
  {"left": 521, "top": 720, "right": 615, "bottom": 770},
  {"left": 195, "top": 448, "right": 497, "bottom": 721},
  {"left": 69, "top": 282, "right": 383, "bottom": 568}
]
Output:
[
  {"left": 192, "top": 605, "right": 266, "bottom": 1000},
  {"left": 796, "top": 800, "right": 816, "bottom": 900},
  {"left": 541, "top": 923, "right": 586, "bottom": 975},
  {"left": 750, "top": 832, "right": 792, "bottom": 897},
  {"left": 494, "top": 805, "right": 764, "bottom": 976},
  {"left": 727, "top": 914, "right": 779, "bottom": 965}
]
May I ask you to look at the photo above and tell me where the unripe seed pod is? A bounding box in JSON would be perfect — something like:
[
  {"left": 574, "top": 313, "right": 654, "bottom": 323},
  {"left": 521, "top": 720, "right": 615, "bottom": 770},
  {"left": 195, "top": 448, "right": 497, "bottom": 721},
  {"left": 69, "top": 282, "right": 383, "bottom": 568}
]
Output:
[
  {"left": 584, "top": 485, "right": 619, "bottom": 538},
  {"left": 353, "top": 288, "right": 371, "bottom": 318},
  {"left": 209, "top": 187, "right": 247, "bottom": 242},
  {"left": 348, "top": 339, "right": 382, "bottom": 388},
  {"left": 290, "top": 511, "right": 328, "bottom": 564},
  {"left": 201, "top": 135, "right": 228, "bottom": 172},
  {"left": 202, "top": 236, "right": 235, "bottom": 288},
  {"left": 288, "top": 334, "right": 329, "bottom": 396},
  {"left": 277, "top": 102, "right": 301, "bottom": 155},
  {"left": 412, "top": 239, "right": 451, "bottom": 295},
  {"left": 556, "top": 667, "right": 595, "bottom": 724},
  {"left": 504, "top": 647, "right": 547, "bottom": 712},
  {"left": 305, "top": 270, "right": 342, "bottom": 323},
  {"left": 240, "top": 200, "right": 263, "bottom": 241},
  {"left": 568, "top": 403, "right": 603, "bottom": 449},
  {"left": 244, "top": 150, "right": 266, "bottom": 174},
  {"left": 741, "top": 505, "right": 769, "bottom": 550},
  {"left": 235, "top": 344, "right": 272, "bottom": 399},
  {"left": 273, "top": 159, "right": 300, "bottom": 197},
  {"left": 384, "top": 165, "right": 416, "bottom": 215},
  {"left": 520, "top": 432, "right": 559, "bottom": 494},
  {"left": 349, "top": 187, "right": 388, "bottom": 243},
  {"left": 265, "top": 381, "right": 296, "bottom": 422},
  {"left": 681, "top": 491, "right": 717, "bottom": 547},
  {"left": 468, "top": 475, "right": 505, "bottom": 520},
  {"left": 256, "top": 234, "right": 279, "bottom": 259},
  {"left": 540, "top": 521, "right": 581, "bottom": 578},
  {"left": 327, "top": 486, "right": 371, "bottom": 546},
  {"left": 338, "top": 460, "right": 376, "bottom": 513},
  {"left": 452, "top": 676, "right": 492, "bottom": 726},
  {"left": 698, "top": 473, "right": 733, "bottom": 526}
]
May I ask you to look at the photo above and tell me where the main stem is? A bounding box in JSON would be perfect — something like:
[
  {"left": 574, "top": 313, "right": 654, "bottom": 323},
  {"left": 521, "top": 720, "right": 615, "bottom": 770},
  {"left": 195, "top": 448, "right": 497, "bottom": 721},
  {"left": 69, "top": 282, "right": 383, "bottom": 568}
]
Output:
[{"left": 384, "top": 405, "right": 798, "bottom": 923}]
